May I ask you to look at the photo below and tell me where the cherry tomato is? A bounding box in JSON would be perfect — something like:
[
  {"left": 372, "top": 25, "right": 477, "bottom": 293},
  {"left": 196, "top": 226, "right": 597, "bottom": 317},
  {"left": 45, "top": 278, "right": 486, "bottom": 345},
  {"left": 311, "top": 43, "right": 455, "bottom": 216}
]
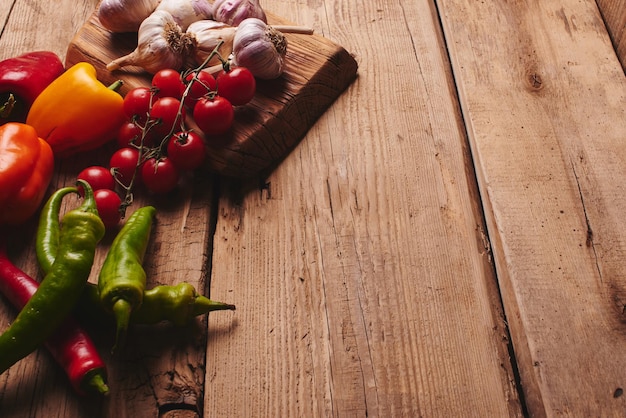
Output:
[
  {"left": 152, "top": 69, "right": 185, "bottom": 100},
  {"left": 94, "top": 189, "right": 122, "bottom": 229},
  {"left": 117, "top": 120, "right": 160, "bottom": 148},
  {"left": 193, "top": 96, "right": 234, "bottom": 136},
  {"left": 216, "top": 66, "right": 256, "bottom": 106},
  {"left": 150, "top": 97, "right": 185, "bottom": 137},
  {"left": 183, "top": 70, "right": 217, "bottom": 108},
  {"left": 110, "top": 147, "right": 141, "bottom": 187},
  {"left": 167, "top": 131, "right": 206, "bottom": 171},
  {"left": 123, "top": 87, "right": 153, "bottom": 123},
  {"left": 77, "top": 166, "right": 116, "bottom": 196},
  {"left": 141, "top": 157, "right": 179, "bottom": 194},
  {"left": 116, "top": 121, "right": 143, "bottom": 147}
]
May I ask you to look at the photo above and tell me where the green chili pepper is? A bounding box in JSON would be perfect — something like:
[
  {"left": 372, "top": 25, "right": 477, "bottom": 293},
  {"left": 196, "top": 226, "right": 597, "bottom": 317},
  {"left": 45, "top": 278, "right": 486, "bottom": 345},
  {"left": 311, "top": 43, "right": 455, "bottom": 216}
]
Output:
[
  {"left": 0, "top": 180, "right": 105, "bottom": 374},
  {"left": 76, "top": 282, "right": 235, "bottom": 328},
  {"left": 35, "top": 185, "right": 77, "bottom": 275},
  {"left": 98, "top": 205, "right": 156, "bottom": 351},
  {"left": 133, "top": 282, "right": 235, "bottom": 326}
]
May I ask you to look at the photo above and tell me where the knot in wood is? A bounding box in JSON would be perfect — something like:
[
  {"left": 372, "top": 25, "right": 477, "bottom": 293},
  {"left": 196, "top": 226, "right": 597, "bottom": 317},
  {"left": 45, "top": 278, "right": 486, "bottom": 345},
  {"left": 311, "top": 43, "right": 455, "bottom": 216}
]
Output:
[{"left": 527, "top": 72, "right": 544, "bottom": 91}]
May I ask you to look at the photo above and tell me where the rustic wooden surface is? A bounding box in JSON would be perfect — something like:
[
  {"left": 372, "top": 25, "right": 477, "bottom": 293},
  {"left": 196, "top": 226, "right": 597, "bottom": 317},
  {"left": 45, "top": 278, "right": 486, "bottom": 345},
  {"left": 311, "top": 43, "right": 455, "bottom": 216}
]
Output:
[
  {"left": 0, "top": 0, "right": 625, "bottom": 417},
  {"left": 596, "top": 0, "right": 626, "bottom": 71}
]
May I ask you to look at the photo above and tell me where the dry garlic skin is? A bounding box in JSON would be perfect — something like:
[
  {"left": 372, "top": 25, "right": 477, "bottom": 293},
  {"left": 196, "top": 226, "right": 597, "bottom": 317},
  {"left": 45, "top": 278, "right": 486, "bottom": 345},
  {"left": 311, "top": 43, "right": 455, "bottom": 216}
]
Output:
[
  {"left": 97, "top": 0, "right": 160, "bottom": 33},
  {"left": 156, "top": 0, "right": 213, "bottom": 31},
  {"left": 107, "top": 10, "right": 196, "bottom": 74},
  {"left": 212, "top": 0, "right": 267, "bottom": 26},
  {"left": 233, "top": 18, "right": 288, "bottom": 79}
]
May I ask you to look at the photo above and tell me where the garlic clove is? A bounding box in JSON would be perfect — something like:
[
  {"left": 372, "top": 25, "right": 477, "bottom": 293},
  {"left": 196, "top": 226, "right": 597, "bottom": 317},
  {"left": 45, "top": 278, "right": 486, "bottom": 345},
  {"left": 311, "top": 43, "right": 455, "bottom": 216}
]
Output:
[
  {"left": 232, "top": 17, "right": 288, "bottom": 80},
  {"left": 97, "top": 0, "right": 161, "bottom": 33},
  {"left": 156, "top": 0, "right": 213, "bottom": 31},
  {"left": 107, "top": 10, "right": 197, "bottom": 74},
  {"left": 187, "top": 20, "right": 237, "bottom": 66},
  {"left": 212, "top": 0, "right": 267, "bottom": 27}
]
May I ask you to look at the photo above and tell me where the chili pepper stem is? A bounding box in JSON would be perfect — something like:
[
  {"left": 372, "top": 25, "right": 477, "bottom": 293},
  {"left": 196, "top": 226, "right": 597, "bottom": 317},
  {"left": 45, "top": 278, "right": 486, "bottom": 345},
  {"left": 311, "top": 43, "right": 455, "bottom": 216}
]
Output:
[
  {"left": 111, "top": 298, "right": 132, "bottom": 352},
  {"left": 85, "top": 371, "right": 110, "bottom": 395},
  {"left": 192, "top": 296, "right": 236, "bottom": 316}
]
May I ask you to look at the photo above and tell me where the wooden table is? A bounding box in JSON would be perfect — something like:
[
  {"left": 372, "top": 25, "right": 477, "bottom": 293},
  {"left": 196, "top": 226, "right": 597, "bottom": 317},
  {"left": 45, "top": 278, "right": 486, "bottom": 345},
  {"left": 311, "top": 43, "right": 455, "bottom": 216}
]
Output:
[{"left": 1, "top": 0, "right": 625, "bottom": 416}]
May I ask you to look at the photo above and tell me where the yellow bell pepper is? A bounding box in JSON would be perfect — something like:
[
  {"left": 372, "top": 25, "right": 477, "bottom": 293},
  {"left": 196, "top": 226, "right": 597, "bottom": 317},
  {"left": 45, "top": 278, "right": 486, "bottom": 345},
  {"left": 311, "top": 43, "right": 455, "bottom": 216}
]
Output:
[{"left": 26, "top": 62, "right": 126, "bottom": 158}]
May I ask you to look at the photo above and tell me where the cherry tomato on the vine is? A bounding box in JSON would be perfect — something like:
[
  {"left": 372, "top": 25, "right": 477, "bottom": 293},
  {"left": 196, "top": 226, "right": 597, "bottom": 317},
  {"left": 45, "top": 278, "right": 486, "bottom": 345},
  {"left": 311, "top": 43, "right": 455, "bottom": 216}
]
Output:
[
  {"left": 216, "top": 66, "right": 256, "bottom": 106},
  {"left": 77, "top": 166, "right": 116, "bottom": 196},
  {"left": 123, "top": 86, "right": 153, "bottom": 123},
  {"left": 141, "top": 157, "right": 179, "bottom": 194},
  {"left": 167, "top": 131, "right": 206, "bottom": 171},
  {"left": 183, "top": 70, "right": 217, "bottom": 108},
  {"left": 152, "top": 69, "right": 185, "bottom": 100},
  {"left": 110, "top": 147, "right": 141, "bottom": 187},
  {"left": 150, "top": 97, "right": 185, "bottom": 137},
  {"left": 193, "top": 96, "right": 234, "bottom": 136},
  {"left": 116, "top": 121, "right": 143, "bottom": 147},
  {"left": 117, "top": 120, "right": 159, "bottom": 148},
  {"left": 94, "top": 188, "right": 122, "bottom": 229}
]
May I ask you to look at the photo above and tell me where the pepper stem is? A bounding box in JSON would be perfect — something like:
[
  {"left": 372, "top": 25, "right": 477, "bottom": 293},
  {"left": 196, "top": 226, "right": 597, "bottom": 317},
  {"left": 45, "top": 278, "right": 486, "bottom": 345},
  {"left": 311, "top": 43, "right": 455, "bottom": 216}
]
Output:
[
  {"left": 0, "top": 94, "right": 16, "bottom": 118},
  {"left": 191, "top": 296, "right": 236, "bottom": 317},
  {"left": 84, "top": 371, "right": 110, "bottom": 396},
  {"left": 107, "top": 80, "right": 124, "bottom": 92},
  {"left": 111, "top": 298, "right": 132, "bottom": 353}
]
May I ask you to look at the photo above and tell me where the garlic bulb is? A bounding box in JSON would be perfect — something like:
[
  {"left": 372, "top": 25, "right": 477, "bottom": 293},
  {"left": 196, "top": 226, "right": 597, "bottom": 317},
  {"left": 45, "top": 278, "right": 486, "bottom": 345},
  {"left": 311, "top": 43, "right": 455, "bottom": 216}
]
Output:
[
  {"left": 187, "top": 20, "right": 237, "bottom": 66},
  {"left": 232, "top": 18, "right": 287, "bottom": 80},
  {"left": 107, "top": 10, "right": 196, "bottom": 74},
  {"left": 97, "top": 0, "right": 160, "bottom": 33},
  {"left": 156, "top": 0, "right": 213, "bottom": 31},
  {"left": 212, "top": 0, "right": 267, "bottom": 26}
]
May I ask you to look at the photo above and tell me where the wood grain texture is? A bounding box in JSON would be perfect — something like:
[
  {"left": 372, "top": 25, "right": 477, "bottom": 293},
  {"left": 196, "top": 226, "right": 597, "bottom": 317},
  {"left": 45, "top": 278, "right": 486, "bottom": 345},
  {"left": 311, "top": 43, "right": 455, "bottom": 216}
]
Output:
[
  {"left": 438, "top": 0, "right": 626, "bottom": 415},
  {"left": 596, "top": 0, "right": 626, "bottom": 71},
  {"left": 65, "top": 12, "right": 358, "bottom": 178},
  {"left": 2, "top": 0, "right": 624, "bottom": 416},
  {"left": 204, "top": 0, "right": 523, "bottom": 416}
]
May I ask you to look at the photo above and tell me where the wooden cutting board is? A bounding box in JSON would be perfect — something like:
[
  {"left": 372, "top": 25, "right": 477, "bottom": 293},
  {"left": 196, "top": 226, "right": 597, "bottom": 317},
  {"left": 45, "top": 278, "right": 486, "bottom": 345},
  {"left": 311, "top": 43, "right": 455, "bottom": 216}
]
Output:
[{"left": 65, "top": 12, "right": 358, "bottom": 178}]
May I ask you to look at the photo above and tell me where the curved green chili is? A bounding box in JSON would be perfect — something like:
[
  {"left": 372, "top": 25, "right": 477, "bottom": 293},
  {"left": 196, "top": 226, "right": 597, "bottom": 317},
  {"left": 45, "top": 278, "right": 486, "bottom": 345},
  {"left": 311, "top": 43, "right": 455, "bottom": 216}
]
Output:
[
  {"left": 98, "top": 205, "right": 156, "bottom": 351},
  {"left": 35, "top": 185, "right": 77, "bottom": 275},
  {"left": 0, "top": 180, "right": 105, "bottom": 374},
  {"left": 76, "top": 282, "right": 235, "bottom": 328},
  {"left": 133, "top": 282, "right": 236, "bottom": 326}
]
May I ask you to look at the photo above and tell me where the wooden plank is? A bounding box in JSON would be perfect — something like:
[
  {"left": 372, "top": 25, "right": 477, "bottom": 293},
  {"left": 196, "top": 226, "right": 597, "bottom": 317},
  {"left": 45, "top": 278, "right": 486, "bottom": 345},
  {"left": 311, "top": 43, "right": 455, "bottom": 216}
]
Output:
[
  {"left": 596, "top": 0, "right": 626, "bottom": 71},
  {"left": 205, "top": 0, "right": 523, "bottom": 416},
  {"left": 438, "top": 0, "right": 626, "bottom": 415},
  {"left": 65, "top": 12, "right": 358, "bottom": 178},
  {"left": 0, "top": 0, "right": 96, "bottom": 60},
  {"left": 0, "top": 1, "right": 219, "bottom": 416}
]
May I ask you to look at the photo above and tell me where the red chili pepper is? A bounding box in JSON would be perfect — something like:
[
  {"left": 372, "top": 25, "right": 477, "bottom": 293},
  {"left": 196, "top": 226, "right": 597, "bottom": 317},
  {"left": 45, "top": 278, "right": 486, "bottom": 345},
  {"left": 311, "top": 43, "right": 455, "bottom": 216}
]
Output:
[
  {"left": 0, "top": 51, "right": 65, "bottom": 125},
  {"left": 0, "top": 241, "right": 109, "bottom": 396}
]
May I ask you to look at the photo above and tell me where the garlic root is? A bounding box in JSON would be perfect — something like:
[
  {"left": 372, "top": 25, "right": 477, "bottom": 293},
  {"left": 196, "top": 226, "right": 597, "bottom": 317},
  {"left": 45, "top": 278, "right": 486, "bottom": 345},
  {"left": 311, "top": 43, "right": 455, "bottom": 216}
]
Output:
[{"left": 107, "top": 10, "right": 197, "bottom": 74}]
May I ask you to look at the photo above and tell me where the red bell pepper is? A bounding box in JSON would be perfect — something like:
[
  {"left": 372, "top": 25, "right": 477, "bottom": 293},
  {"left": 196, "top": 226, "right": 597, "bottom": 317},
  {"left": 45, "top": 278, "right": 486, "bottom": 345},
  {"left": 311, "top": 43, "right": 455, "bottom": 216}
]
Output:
[{"left": 0, "top": 51, "right": 65, "bottom": 125}]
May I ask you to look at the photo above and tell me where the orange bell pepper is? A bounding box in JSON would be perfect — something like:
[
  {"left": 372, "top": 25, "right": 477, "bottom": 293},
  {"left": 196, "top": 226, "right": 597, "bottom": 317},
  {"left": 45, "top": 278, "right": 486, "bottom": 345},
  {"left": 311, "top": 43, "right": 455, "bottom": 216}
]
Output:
[
  {"left": 0, "top": 122, "right": 54, "bottom": 225},
  {"left": 26, "top": 62, "right": 126, "bottom": 158}
]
